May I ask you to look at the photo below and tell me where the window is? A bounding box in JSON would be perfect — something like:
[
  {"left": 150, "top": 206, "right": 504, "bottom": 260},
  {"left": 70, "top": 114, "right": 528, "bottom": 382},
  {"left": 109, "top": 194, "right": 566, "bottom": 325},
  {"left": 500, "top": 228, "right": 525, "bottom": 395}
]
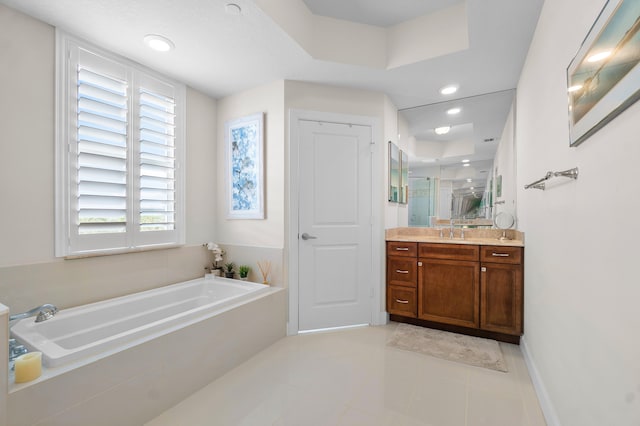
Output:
[{"left": 56, "top": 32, "right": 185, "bottom": 256}]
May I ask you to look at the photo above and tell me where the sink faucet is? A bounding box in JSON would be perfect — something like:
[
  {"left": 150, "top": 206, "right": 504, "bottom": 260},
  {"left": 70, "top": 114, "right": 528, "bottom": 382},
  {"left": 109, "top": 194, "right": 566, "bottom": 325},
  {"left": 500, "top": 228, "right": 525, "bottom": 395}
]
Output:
[
  {"left": 9, "top": 304, "right": 58, "bottom": 323},
  {"left": 449, "top": 219, "right": 455, "bottom": 239}
]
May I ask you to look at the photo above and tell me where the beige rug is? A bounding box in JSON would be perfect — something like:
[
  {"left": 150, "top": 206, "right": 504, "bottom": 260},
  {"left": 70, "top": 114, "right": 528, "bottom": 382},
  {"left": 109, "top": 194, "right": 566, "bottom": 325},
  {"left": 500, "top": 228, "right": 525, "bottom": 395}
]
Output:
[{"left": 386, "top": 323, "right": 508, "bottom": 372}]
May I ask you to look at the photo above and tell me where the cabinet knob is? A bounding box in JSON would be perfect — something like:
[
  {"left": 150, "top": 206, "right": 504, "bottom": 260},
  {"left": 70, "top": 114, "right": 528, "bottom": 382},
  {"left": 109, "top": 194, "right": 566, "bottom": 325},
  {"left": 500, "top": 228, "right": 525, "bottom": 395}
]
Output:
[{"left": 481, "top": 267, "right": 487, "bottom": 272}]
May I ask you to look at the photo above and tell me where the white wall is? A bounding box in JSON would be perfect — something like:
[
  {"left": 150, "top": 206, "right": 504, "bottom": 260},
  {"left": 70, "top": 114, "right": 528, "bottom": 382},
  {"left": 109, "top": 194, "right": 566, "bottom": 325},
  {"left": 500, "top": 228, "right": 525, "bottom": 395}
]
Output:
[
  {"left": 0, "top": 5, "right": 218, "bottom": 312},
  {"left": 516, "top": 0, "right": 640, "bottom": 424},
  {"left": 213, "top": 81, "right": 285, "bottom": 285}
]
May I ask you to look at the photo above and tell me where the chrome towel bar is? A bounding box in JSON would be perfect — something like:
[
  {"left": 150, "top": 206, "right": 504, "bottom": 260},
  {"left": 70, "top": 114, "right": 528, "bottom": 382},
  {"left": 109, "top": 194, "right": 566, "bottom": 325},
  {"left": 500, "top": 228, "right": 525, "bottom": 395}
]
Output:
[{"left": 524, "top": 167, "right": 578, "bottom": 190}]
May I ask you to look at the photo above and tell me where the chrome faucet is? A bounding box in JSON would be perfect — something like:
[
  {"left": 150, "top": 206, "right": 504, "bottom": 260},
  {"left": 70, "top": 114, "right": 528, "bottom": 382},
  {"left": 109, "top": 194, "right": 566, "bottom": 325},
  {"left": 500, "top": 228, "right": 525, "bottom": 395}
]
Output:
[
  {"left": 9, "top": 304, "right": 58, "bottom": 323},
  {"left": 9, "top": 338, "right": 28, "bottom": 363}
]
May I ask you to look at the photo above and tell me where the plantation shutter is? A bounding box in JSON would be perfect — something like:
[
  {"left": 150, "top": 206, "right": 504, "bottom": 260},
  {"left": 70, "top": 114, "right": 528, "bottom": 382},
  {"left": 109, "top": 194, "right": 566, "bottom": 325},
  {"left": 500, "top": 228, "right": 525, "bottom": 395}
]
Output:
[
  {"left": 76, "top": 67, "right": 129, "bottom": 235},
  {"left": 139, "top": 89, "right": 176, "bottom": 232},
  {"left": 56, "top": 33, "right": 185, "bottom": 257}
]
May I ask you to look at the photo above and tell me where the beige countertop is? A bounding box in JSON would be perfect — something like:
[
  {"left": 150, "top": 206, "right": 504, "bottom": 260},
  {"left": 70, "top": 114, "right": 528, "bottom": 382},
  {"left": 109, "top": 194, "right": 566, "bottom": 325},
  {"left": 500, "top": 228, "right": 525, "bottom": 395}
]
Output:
[{"left": 386, "top": 227, "right": 524, "bottom": 247}]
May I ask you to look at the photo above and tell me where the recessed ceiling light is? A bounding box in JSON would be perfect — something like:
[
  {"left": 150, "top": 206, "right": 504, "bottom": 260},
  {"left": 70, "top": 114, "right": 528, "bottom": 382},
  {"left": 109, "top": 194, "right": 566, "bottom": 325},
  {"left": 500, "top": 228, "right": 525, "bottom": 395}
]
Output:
[
  {"left": 461, "top": 159, "right": 470, "bottom": 163},
  {"left": 466, "top": 178, "right": 473, "bottom": 183},
  {"left": 144, "top": 34, "right": 174, "bottom": 52},
  {"left": 440, "top": 85, "right": 458, "bottom": 95},
  {"left": 434, "top": 126, "right": 451, "bottom": 135},
  {"left": 587, "top": 51, "right": 612, "bottom": 63},
  {"left": 470, "top": 187, "right": 475, "bottom": 190},
  {"left": 463, "top": 163, "right": 470, "bottom": 167},
  {"left": 447, "top": 107, "right": 461, "bottom": 115},
  {"left": 567, "top": 84, "right": 583, "bottom": 92}
]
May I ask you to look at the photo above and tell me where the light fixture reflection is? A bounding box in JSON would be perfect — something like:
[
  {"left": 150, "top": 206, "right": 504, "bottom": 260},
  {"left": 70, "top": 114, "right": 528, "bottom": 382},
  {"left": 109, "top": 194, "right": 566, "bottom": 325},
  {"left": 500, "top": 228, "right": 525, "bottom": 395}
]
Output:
[
  {"left": 440, "top": 85, "right": 458, "bottom": 95},
  {"left": 587, "top": 51, "right": 612, "bottom": 63},
  {"left": 435, "top": 126, "right": 451, "bottom": 135},
  {"left": 447, "top": 107, "right": 461, "bottom": 115}
]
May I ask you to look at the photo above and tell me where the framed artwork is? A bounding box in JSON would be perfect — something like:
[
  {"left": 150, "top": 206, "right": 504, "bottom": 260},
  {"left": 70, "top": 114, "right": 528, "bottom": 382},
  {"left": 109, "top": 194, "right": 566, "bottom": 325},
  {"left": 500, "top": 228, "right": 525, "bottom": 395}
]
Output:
[
  {"left": 225, "top": 113, "right": 264, "bottom": 219},
  {"left": 567, "top": 0, "right": 640, "bottom": 146},
  {"left": 388, "top": 142, "right": 400, "bottom": 203}
]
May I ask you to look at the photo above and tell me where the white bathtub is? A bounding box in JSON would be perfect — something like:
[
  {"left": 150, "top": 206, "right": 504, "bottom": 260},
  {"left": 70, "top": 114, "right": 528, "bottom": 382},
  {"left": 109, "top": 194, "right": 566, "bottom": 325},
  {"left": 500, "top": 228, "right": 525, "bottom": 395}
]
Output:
[{"left": 10, "top": 276, "right": 270, "bottom": 367}]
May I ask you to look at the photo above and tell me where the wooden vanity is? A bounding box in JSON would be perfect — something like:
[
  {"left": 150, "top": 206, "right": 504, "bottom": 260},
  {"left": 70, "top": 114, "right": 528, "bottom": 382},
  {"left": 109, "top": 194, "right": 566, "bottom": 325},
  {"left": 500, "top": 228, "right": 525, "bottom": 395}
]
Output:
[{"left": 386, "top": 228, "right": 524, "bottom": 344}]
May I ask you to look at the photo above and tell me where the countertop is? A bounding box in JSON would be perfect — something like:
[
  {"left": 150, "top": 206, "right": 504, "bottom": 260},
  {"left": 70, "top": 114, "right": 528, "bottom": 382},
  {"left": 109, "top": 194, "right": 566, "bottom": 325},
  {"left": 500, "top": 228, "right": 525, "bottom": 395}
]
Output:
[{"left": 386, "top": 227, "right": 524, "bottom": 247}]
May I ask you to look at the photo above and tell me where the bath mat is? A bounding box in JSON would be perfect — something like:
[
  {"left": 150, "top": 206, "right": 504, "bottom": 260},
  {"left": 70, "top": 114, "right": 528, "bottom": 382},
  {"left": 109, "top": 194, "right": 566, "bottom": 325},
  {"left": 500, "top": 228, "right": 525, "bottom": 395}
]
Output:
[{"left": 386, "top": 323, "right": 508, "bottom": 372}]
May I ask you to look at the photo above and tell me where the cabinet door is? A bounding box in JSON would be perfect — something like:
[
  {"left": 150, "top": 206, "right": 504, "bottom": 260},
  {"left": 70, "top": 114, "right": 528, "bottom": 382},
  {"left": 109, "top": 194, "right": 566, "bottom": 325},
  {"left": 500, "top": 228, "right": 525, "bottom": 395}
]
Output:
[
  {"left": 418, "top": 259, "right": 479, "bottom": 328},
  {"left": 481, "top": 263, "right": 523, "bottom": 335}
]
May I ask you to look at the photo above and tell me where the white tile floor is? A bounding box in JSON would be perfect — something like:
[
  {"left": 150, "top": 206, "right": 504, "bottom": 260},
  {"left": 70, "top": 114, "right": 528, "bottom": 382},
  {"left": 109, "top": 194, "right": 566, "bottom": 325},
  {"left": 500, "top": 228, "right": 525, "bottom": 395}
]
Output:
[{"left": 146, "top": 324, "right": 547, "bottom": 426}]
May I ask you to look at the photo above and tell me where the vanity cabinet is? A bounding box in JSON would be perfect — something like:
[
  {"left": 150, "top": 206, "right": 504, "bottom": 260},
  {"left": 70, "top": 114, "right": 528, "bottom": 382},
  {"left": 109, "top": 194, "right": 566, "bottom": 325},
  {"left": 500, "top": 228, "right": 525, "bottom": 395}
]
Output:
[
  {"left": 480, "top": 246, "right": 523, "bottom": 335},
  {"left": 386, "top": 240, "right": 524, "bottom": 343}
]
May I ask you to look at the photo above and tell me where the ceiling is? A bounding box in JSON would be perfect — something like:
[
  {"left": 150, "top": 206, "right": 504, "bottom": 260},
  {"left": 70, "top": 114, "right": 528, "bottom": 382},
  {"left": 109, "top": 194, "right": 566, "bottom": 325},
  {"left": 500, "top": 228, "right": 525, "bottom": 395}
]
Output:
[
  {"left": 1, "top": 0, "right": 543, "bottom": 192},
  {"left": 0, "top": 0, "right": 543, "bottom": 109},
  {"left": 302, "top": 0, "right": 463, "bottom": 28}
]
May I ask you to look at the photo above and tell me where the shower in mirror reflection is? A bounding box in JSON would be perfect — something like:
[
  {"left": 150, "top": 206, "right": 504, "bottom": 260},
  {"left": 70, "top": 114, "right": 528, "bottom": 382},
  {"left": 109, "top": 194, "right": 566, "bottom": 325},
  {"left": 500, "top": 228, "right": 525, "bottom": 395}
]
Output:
[{"left": 399, "top": 89, "right": 517, "bottom": 228}]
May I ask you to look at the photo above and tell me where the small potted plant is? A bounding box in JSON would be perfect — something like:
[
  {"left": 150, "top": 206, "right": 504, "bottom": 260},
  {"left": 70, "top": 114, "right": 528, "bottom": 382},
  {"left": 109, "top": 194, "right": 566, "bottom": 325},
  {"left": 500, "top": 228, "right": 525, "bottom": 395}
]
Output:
[
  {"left": 238, "top": 265, "right": 250, "bottom": 281},
  {"left": 223, "top": 262, "right": 235, "bottom": 279}
]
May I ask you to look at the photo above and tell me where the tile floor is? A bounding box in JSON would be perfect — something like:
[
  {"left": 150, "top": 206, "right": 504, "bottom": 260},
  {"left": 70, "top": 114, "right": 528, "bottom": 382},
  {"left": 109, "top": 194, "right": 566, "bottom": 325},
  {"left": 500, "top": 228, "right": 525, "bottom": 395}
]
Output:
[{"left": 146, "top": 324, "right": 546, "bottom": 426}]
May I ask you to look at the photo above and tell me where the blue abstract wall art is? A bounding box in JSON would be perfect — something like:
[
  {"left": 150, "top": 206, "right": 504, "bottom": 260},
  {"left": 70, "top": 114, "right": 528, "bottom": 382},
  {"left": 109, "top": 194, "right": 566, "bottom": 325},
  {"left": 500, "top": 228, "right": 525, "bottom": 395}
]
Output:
[{"left": 225, "top": 113, "right": 264, "bottom": 219}]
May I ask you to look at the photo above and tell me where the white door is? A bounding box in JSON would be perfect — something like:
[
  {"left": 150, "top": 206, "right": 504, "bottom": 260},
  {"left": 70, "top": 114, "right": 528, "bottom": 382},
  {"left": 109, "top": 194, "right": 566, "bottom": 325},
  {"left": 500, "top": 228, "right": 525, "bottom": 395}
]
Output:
[{"left": 298, "top": 119, "right": 373, "bottom": 331}]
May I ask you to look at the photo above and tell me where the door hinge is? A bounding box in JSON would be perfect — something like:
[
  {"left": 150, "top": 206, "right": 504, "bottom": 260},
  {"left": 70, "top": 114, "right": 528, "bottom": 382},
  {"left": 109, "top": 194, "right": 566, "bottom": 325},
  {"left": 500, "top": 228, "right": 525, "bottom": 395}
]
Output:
[{"left": 370, "top": 141, "right": 375, "bottom": 153}]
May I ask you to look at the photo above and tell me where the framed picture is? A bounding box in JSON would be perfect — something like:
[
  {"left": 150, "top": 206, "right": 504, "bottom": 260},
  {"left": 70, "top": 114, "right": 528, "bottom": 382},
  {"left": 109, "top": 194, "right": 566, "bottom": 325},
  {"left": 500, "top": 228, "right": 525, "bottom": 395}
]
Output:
[
  {"left": 225, "top": 113, "right": 264, "bottom": 219},
  {"left": 388, "top": 142, "right": 400, "bottom": 203},
  {"left": 567, "top": 0, "right": 640, "bottom": 146}
]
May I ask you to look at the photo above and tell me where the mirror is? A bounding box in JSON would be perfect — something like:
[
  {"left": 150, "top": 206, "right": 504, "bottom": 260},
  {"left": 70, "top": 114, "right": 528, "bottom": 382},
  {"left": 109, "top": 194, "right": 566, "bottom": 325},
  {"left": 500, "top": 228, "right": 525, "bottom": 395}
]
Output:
[
  {"left": 399, "top": 89, "right": 517, "bottom": 227},
  {"left": 400, "top": 150, "right": 408, "bottom": 204},
  {"left": 388, "top": 141, "right": 400, "bottom": 202}
]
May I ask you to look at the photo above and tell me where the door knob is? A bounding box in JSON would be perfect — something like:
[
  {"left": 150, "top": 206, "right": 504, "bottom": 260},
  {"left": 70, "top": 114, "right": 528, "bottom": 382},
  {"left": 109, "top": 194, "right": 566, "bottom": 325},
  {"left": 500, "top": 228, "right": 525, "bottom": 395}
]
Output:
[{"left": 301, "top": 233, "right": 317, "bottom": 240}]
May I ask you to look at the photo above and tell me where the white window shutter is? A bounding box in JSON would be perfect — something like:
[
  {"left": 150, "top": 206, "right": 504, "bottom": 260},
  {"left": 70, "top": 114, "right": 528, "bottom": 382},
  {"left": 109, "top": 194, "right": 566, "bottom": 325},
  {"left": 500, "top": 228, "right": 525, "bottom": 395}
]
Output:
[
  {"left": 56, "top": 32, "right": 185, "bottom": 256},
  {"left": 77, "top": 68, "right": 129, "bottom": 235}
]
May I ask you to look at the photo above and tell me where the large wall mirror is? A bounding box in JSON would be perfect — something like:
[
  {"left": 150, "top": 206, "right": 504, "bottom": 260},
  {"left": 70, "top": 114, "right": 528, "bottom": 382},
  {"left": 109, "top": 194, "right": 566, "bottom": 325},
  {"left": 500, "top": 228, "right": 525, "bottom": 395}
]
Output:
[{"left": 398, "top": 89, "right": 517, "bottom": 228}]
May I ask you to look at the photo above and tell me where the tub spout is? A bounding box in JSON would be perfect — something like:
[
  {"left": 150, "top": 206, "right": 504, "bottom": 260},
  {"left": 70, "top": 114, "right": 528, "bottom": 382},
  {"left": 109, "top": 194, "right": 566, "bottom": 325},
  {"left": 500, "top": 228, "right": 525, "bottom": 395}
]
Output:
[{"left": 9, "top": 304, "right": 58, "bottom": 323}]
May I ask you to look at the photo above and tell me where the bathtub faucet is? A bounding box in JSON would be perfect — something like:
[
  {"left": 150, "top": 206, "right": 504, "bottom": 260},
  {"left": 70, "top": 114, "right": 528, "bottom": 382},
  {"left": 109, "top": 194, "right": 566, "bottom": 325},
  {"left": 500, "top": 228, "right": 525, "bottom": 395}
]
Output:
[{"left": 9, "top": 304, "right": 58, "bottom": 323}]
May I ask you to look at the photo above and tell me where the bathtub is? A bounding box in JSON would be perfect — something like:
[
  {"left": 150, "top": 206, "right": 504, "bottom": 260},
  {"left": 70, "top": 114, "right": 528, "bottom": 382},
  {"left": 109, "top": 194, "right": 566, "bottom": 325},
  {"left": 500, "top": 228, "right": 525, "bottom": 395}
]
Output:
[
  {"left": 10, "top": 276, "right": 271, "bottom": 368},
  {"left": 8, "top": 276, "right": 285, "bottom": 426}
]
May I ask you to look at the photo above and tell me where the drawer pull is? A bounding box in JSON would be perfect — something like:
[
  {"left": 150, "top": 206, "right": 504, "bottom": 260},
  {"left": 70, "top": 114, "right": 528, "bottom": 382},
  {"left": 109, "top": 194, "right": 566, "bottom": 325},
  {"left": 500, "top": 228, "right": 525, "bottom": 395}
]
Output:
[
  {"left": 395, "top": 299, "right": 409, "bottom": 304},
  {"left": 395, "top": 247, "right": 410, "bottom": 251},
  {"left": 395, "top": 270, "right": 409, "bottom": 274},
  {"left": 492, "top": 253, "right": 510, "bottom": 257}
]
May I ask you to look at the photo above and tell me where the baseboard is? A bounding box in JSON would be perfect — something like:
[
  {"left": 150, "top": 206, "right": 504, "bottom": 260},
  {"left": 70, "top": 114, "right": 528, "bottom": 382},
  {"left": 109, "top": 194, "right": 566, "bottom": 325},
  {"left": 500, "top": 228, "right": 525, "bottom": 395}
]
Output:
[{"left": 520, "top": 336, "right": 562, "bottom": 426}]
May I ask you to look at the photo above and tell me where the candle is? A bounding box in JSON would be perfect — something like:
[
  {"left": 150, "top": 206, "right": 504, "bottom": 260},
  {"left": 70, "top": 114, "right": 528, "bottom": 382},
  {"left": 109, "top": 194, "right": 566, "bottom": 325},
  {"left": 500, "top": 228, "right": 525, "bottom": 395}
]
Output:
[{"left": 14, "top": 352, "right": 42, "bottom": 383}]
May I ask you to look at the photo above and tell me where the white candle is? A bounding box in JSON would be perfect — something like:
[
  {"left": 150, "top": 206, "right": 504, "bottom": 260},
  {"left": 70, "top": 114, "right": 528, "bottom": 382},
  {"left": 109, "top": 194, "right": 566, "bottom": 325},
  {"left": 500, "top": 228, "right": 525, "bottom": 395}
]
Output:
[{"left": 14, "top": 352, "right": 42, "bottom": 383}]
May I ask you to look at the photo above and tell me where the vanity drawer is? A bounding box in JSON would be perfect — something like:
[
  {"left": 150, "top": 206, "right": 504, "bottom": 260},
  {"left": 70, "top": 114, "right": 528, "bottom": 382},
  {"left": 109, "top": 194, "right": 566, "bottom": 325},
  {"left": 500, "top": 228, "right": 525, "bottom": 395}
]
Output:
[
  {"left": 480, "top": 246, "right": 523, "bottom": 264},
  {"left": 387, "top": 241, "right": 418, "bottom": 258},
  {"left": 418, "top": 243, "right": 479, "bottom": 262},
  {"left": 387, "top": 286, "right": 417, "bottom": 317},
  {"left": 387, "top": 257, "right": 417, "bottom": 287}
]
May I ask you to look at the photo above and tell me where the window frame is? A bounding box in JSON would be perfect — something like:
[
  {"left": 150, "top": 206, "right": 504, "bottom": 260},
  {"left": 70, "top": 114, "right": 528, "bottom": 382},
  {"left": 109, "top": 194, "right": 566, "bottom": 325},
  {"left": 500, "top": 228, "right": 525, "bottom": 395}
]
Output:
[{"left": 55, "top": 31, "right": 186, "bottom": 257}]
